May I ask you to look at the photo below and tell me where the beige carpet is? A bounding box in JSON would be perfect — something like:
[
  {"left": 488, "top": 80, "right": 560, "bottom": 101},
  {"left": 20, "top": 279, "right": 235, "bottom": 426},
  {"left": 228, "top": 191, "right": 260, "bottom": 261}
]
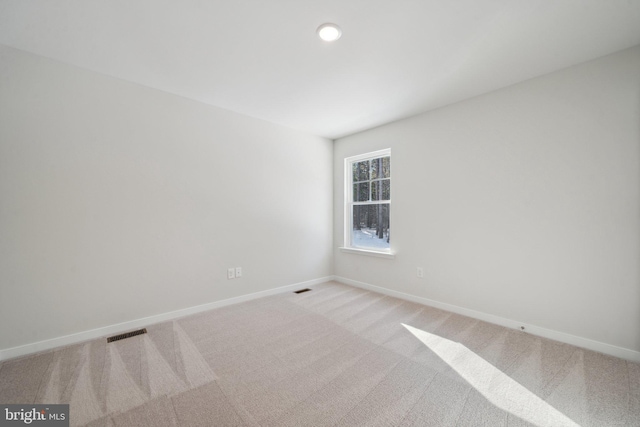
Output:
[{"left": 0, "top": 281, "right": 639, "bottom": 426}]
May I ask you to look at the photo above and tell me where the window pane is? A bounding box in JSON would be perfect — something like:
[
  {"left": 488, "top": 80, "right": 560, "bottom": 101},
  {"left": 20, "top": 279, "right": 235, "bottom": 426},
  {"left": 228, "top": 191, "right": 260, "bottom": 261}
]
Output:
[
  {"left": 371, "top": 179, "right": 390, "bottom": 201},
  {"left": 372, "top": 157, "right": 390, "bottom": 179},
  {"left": 353, "top": 160, "right": 369, "bottom": 182},
  {"left": 352, "top": 204, "right": 390, "bottom": 250},
  {"left": 381, "top": 156, "right": 390, "bottom": 178},
  {"left": 354, "top": 182, "right": 369, "bottom": 202},
  {"left": 382, "top": 179, "right": 390, "bottom": 200},
  {"left": 371, "top": 157, "right": 381, "bottom": 179}
]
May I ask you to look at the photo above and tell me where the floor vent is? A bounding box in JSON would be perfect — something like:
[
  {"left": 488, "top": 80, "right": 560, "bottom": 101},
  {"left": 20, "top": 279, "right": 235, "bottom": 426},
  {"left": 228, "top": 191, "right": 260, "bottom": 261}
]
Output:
[
  {"left": 107, "top": 328, "right": 147, "bottom": 343},
  {"left": 294, "top": 288, "right": 312, "bottom": 294}
]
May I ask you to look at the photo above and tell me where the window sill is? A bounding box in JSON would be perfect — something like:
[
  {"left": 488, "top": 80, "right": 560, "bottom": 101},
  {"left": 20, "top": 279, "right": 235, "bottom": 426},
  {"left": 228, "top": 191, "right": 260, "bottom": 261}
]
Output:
[{"left": 339, "top": 247, "right": 396, "bottom": 259}]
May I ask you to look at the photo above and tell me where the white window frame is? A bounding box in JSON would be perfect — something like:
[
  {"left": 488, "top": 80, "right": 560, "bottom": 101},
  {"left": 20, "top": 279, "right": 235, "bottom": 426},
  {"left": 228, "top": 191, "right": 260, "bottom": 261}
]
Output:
[{"left": 341, "top": 148, "right": 394, "bottom": 259}]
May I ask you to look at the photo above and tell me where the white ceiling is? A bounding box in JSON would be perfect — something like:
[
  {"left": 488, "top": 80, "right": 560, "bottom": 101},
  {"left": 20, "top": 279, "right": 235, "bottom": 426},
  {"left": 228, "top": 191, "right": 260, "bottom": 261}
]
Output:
[{"left": 1, "top": 0, "right": 639, "bottom": 139}]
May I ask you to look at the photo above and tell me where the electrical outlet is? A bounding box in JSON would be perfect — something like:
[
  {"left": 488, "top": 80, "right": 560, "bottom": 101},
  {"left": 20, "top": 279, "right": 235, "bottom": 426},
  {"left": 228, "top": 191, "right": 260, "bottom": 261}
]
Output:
[
  {"left": 417, "top": 267, "right": 424, "bottom": 278},
  {"left": 227, "top": 268, "right": 235, "bottom": 279},
  {"left": 235, "top": 267, "right": 242, "bottom": 278}
]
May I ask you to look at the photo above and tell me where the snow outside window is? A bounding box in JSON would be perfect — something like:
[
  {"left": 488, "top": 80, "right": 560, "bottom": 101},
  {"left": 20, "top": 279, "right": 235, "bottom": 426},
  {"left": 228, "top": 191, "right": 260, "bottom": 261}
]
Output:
[{"left": 345, "top": 149, "right": 391, "bottom": 253}]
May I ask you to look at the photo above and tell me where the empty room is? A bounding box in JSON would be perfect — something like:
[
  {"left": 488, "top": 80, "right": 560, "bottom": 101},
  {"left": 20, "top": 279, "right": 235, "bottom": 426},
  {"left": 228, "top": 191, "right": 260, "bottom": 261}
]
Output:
[{"left": 1, "top": 1, "right": 639, "bottom": 426}]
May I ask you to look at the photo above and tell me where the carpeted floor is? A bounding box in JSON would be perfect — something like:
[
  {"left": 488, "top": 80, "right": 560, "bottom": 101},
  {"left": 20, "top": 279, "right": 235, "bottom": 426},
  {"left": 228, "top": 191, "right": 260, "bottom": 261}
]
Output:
[{"left": 0, "top": 281, "right": 638, "bottom": 426}]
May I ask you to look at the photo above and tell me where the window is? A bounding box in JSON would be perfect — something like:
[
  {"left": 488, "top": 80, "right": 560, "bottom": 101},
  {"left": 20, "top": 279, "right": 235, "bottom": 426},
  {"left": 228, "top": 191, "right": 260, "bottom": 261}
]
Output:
[{"left": 344, "top": 149, "right": 391, "bottom": 254}]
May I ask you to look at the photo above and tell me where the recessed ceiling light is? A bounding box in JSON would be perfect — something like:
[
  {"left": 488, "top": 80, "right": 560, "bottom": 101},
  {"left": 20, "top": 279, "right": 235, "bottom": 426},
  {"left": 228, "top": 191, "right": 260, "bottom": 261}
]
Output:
[{"left": 317, "top": 23, "right": 342, "bottom": 42}]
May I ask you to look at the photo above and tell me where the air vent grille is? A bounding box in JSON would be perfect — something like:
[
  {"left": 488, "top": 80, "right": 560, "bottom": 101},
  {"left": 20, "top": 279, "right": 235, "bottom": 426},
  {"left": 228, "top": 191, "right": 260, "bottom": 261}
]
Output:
[{"left": 107, "top": 328, "right": 147, "bottom": 343}]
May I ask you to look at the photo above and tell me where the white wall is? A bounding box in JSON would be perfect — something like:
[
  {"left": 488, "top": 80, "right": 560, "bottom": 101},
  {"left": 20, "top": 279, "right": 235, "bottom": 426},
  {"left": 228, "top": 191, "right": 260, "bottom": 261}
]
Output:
[
  {"left": 0, "top": 45, "right": 333, "bottom": 353},
  {"left": 334, "top": 46, "right": 640, "bottom": 354}
]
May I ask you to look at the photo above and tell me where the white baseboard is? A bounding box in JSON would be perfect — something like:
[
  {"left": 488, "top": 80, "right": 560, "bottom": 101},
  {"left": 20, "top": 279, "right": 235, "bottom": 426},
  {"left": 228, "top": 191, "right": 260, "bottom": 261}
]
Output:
[
  {"left": 334, "top": 276, "right": 640, "bottom": 363},
  {"left": 6, "top": 275, "right": 638, "bottom": 364},
  {"left": 0, "top": 276, "right": 333, "bottom": 362}
]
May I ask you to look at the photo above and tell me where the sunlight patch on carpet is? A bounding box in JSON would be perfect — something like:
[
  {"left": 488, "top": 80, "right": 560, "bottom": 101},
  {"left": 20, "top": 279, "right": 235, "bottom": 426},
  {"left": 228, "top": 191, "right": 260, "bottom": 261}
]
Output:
[{"left": 402, "top": 324, "right": 579, "bottom": 427}]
